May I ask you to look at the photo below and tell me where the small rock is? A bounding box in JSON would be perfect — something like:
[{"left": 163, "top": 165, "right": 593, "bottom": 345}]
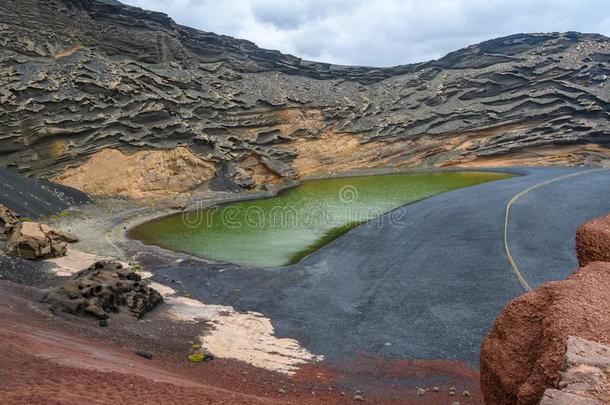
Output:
[
  {"left": 188, "top": 353, "right": 207, "bottom": 362},
  {"left": 135, "top": 351, "right": 153, "bottom": 360},
  {"left": 462, "top": 390, "right": 471, "bottom": 397},
  {"left": 432, "top": 386, "right": 440, "bottom": 392},
  {"left": 450, "top": 386, "right": 456, "bottom": 391},
  {"left": 452, "top": 402, "right": 461, "bottom": 405},
  {"left": 278, "top": 388, "right": 286, "bottom": 394},
  {"left": 98, "top": 319, "right": 108, "bottom": 327},
  {"left": 416, "top": 388, "right": 426, "bottom": 396},
  {"left": 352, "top": 394, "right": 364, "bottom": 401},
  {"left": 449, "top": 390, "right": 456, "bottom": 396}
]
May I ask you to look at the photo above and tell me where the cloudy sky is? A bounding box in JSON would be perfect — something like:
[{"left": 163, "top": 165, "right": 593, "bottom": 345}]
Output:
[{"left": 122, "top": 0, "right": 610, "bottom": 67}]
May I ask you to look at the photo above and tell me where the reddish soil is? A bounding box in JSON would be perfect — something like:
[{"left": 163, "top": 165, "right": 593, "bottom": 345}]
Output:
[
  {"left": 576, "top": 213, "right": 610, "bottom": 266},
  {"left": 480, "top": 261, "right": 610, "bottom": 405},
  {"left": 0, "top": 280, "right": 483, "bottom": 404}
]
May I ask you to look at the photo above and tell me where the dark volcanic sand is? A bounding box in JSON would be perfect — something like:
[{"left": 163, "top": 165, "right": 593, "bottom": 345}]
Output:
[
  {"left": 0, "top": 167, "right": 91, "bottom": 218},
  {"left": 0, "top": 279, "right": 483, "bottom": 404},
  {"left": 125, "top": 167, "right": 610, "bottom": 367}
]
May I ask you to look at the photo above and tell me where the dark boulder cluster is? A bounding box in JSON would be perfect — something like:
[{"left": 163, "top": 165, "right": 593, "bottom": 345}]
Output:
[{"left": 42, "top": 260, "right": 163, "bottom": 324}]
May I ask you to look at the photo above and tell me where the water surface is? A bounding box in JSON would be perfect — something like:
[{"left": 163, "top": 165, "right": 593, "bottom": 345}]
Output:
[{"left": 130, "top": 171, "right": 512, "bottom": 267}]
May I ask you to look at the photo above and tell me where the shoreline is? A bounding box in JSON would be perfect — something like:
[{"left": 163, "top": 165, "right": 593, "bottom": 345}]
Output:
[{"left": 110, "top": 166, "right": 525, "bottom": 268}]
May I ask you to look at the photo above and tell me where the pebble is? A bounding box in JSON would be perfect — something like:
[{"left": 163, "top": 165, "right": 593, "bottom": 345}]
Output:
[
  {"left": 135, "top": 350, "right": 153, "bottom": 360},
  {"left": 98, "top": 319, "right": 108, "bottom": 327},
  {"left": 277, "top": 388, "right": 286, "bottom": 394},
  {"left": 432, "top": 386, "right": 440, "bottom": 392},
  {"left": 416, "top": 388, "right": 426, "bottom": 396},
  {"left": 452, "top": 402, "right": 460, "bottom": 405},
  {"left": 462, "top": 390, "right": 471, "bottom": 397},
  {"left": 449, "top": 390, "right": 456, "bottom": 396},
  {"left": 353, "top": 394, "right": 364, "bottom": 401}
]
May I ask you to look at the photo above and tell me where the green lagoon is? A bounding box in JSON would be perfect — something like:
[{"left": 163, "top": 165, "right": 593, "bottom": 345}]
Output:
[{"left": 130, "top": 171, "right": 512, "bottom": 267}]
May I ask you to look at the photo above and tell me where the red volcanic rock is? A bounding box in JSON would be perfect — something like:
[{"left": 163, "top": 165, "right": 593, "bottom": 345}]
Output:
[
  {"left": 576, "top": 214, "right": 610, "bottom": 267},
  {"left": 480, "top": 261, "right": 610, "bottom": 405}
]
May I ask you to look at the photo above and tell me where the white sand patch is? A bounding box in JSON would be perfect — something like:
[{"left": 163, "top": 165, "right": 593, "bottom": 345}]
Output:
[
  {"left": 201, "top": 310, "right": 323, "bottom": 375},
  {"left": 48, "top": 252, "right": 321, "bottom": 374},
  {"left": 158, "top": 288, "right": 322, "bottom": 375},
  {"left": 46, "top": 248, "right": 138, "bottom": 278},
  {"left": 138, "top": 270, "right": 154, "bottom": 279},
  {"left": 148, "top": 281, "right": 176, "bottom": 297},
  {"left": 46, "top": 249, "right": 110, "bottom": 276},
  {"left": 164, "top": 296, "right": 232, "bottom": 322}
]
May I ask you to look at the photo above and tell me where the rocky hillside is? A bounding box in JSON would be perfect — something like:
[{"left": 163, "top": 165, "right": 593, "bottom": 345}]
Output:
[
  {"left": 1, "top": 0, "right": 609, "bottom": 197},
  {"left": 481, "top": 214, "right": 610, "bottom": 405}
]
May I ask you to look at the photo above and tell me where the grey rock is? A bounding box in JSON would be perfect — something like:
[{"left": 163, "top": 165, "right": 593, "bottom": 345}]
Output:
[
  {"left": 540, "top": 389, "right": 602, "bottom": 405},
  {"left": 0, "top": 0, "right": 607, "bottom": 190},
  {"left": 566, "top": 335, "right": 610, "bottom": 369}
]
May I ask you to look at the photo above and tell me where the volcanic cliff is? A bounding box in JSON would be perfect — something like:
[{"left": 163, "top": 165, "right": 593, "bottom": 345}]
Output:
[{"left": 0, "top": 0, "right": 609, "bottom": 197}]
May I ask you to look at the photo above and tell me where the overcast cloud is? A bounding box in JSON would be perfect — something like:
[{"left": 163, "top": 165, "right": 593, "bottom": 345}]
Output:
[{"left": 121, "top": 0, "right": 610, "bottom": 67}]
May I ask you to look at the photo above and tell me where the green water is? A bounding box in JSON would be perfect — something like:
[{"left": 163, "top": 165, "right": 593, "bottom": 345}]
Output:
[{"left": 130, "top": 171, "right": 512, "bottom": 267}]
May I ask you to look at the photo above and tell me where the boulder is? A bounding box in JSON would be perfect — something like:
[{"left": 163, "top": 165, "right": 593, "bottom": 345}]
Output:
[
  {"left": 576, "top": 214, "right": 610, "bottom": 267},
  {"left": 6, "top": 221, "right": 68, "bottom": 259},
  {"left": 42, "top": 260, "right": 163, "bottom": 321},
  {"left": 0, "top": 204, "right": 20, "bottom": 240},
  {"left": 480, "top": 261, "right": 610, "bottom": 405}
]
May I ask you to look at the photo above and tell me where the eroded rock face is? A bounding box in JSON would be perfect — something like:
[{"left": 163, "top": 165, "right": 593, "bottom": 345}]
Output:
[
  {"left": 42, "top": 260, "right": 163, "bottom": 321},
  {"left": 576, "top": 214, "right": 610, "bottom": 266},
  {"left": 7, "top": 221, "right": 68, "bottom": 259},
  {"left": 0, "top": 0, "right": 608, "bottom": 196},
  {"left": 53, "top": 147, "right": 217, "bottom": 198}
]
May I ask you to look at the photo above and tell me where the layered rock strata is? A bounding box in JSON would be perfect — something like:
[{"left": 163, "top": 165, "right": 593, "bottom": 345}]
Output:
[{"left": 0, "top": 0, "right": 608, "bottom": 196}]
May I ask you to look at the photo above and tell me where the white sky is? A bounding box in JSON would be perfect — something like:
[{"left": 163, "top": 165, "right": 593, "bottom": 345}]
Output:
[{"left": 121, "top": 0, "right": 610, "bottom": 66}]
